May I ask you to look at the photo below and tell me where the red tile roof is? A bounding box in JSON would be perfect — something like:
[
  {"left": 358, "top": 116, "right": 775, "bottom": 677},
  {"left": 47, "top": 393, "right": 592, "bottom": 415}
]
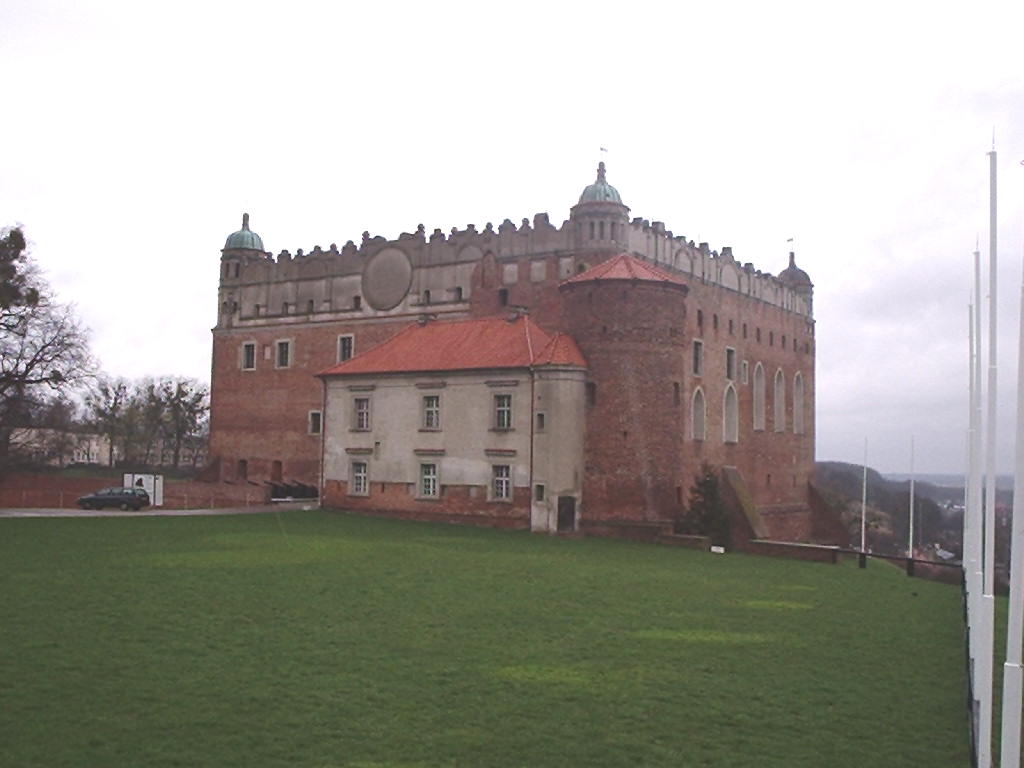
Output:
[
  {"left": 561, "top": 253, "right": 687, "bottom": 288},
  {"left": 318, "top": 315, "right": 586, "bottom": 377}
]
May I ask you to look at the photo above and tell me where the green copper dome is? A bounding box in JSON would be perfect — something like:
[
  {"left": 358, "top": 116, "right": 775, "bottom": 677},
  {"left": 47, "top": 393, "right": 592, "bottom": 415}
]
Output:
[
  {"left": 579, "top": 162, "right": 623, "bottom": 204},
  {"left": 224, "top": 213, "right": 264, "bottom": 251}
]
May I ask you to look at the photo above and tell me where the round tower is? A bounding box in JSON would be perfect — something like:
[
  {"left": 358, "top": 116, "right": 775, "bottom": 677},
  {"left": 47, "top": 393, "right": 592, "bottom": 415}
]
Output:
[
  {"left": 559, "top": 254, "right": 689, "bottom": 523},
  {"left": 569, "top": 162, "right": 630, "bottom": 253},
  {"left": 218, "top": 213, "right": 265, "bottom": 327},
  {"left": 778, "top": 251, "right": 813, "bottom": 311}
]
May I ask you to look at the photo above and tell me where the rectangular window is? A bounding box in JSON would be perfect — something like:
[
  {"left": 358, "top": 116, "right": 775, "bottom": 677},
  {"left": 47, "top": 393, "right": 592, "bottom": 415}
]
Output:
[
  {"left": 422, "top": 395, "right": 441, "bottom": 429},
  {"left": 534, "top": 484, "right": 545, "bottom": 502},
  {"left": 351, "top": 461, "right": 368, "bottom": 495},
  {"left": 741, "top": 360, "right": 749, "bottom": 385},
  {"left": 492, "top": 464, "right": 511, "bottom": 500},
  {"left": 536, "top": 412, "right": 546, "bottom": 431},
  {"left": 241, "top": 342, "right": 256, "bottom": 370},
  {"left": 338, "top": 335, "right": 354, "bottom": 362},
  {"left": 494, "top": 394, "right": 513, "bottom": 430},
  {"left": 354, "top": 397, "right": 371, "bottom": 431},
  {"left": 420, "top": 463, "right": 438, "bottom": 498},
  {"left": 692, "top": 340, "right": 704, "bottom": 376},
  {"left": 308, "top": 411, "right": 322, "bottom": 435},
  {"left": 726, "top": 348, "right": 737, "bottom": 380},
  {"left": 276, "top": 340, "right": 291, "bottom": 368}
]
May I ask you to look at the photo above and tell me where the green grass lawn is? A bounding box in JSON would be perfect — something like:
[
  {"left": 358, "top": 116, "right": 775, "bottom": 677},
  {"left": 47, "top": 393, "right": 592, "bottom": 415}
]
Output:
[{"left": 0, "top": 510, "right": 968, "bottom": 767}]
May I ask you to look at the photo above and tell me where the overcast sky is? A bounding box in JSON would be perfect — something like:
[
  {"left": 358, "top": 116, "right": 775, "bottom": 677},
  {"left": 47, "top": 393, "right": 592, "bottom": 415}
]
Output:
[{"left": 2, "top": 0, "right": 1022, "bottom": 474}]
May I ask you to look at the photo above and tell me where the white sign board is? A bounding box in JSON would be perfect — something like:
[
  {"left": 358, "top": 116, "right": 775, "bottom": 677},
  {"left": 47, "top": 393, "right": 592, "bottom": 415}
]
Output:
[{"left": 123, "top": 473, "right": 164, "bottom": 506}]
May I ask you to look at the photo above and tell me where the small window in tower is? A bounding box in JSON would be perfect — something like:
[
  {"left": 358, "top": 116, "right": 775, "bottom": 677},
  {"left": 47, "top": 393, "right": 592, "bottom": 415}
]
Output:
[
  {"left": 308, "top": 411, "right": 322, "bottom": 435},
  {"left": 454, "top": 286, "right": 464, "bottom": 301},
  {"left": 713, "top": 314, "right": 719, "bottom": 331},
  {"left": 275, "top": 340, "right": 291, "bottom": 368},
  {"left": 742, "top": 323, "right": 748, "bottom": 339},
  {"left": 307, "top": 300, "right": 314, "bottom": 314},
  {"left": 726, "top": 348, "right": 737, "bottom": 380},
  {"left": 535, "top": 484, "right": 545, "bottom": 502},
  {"left": 423, "top": 289, "right": 431, "bottom": 304},
  {"left": 611, "top": 222, "right": 617, "bottom": 241},
  {"left": 589, "top": 221, "right": 595, "bottom": 239},
  {"left": 353, "top": 295, "right": 362, "bottom": 310},
  {"left": 498, "top": 288, "right": 509, "bottom": 306},
  {"left": 697, "top": 309, "right": 704, "bottom": 328},
  {"left": 769, "top": 331, "right": 775, "bottom": 346},
  {"left": 782, "top": 335, "right": 787, "bottom": 348},
  {"left": 673, "top": 382, "right": 681, "bottom": 406},
  {"left": 756, "top": 327, "right": 762, "bottom": 343},
  {"left": 729, "top": 319, "right": 734, "bottom": 335},
  {"left": 338, "top": 335, "right": 355, "bottom": 362},
  {"left": 233, "top": 263, "right": 240, "bottom": 278},
  {"left": 241, "top": 342, "right": 256, "bottom": 371},
  {"left": 599, "top": 221, "right": 605, "bottom": 240},
  {"left": 536, "top": 412, "right": 546, "bottom": 431},
  {"left": 692, "top": 340, "right": 704, "bottom": 376}
]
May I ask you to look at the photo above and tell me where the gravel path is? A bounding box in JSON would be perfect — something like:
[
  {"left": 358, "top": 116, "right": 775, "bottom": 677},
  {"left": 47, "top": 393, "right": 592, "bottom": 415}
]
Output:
[{"left": 0, "top": 501, "right": 317, "bottom": 518}]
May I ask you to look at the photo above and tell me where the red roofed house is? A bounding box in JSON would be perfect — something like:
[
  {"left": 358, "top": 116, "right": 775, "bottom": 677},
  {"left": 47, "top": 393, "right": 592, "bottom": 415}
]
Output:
[
  {"left": 318, "top": 314, "right": 587, "bottom": 531},
  {"left": 211, "top": 163, "right": 835, "bottom": 544}
]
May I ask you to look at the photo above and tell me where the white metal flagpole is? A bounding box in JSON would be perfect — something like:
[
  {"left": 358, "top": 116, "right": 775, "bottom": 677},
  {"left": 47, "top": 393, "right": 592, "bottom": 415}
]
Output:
[
  {"left": 978, "top": 146, "right": 999, "bottom": 768},
  {"left": 861, "top": 438, "right": 868, "bottom": 565},
  {"left": 909, "top": 436, "right": 916, "bottom": 560},
  {"left": 999, "top": 176, "right": 1024, "bottom": 768}
]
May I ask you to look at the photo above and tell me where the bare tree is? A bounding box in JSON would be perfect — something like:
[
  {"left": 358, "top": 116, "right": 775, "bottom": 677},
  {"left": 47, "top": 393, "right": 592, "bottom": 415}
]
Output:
[
  {"left": 0, "top": 232, "right": 93, "bottom": 470},
  {"left": 85, "top": 376, "right": 129, "bottom": 466}
]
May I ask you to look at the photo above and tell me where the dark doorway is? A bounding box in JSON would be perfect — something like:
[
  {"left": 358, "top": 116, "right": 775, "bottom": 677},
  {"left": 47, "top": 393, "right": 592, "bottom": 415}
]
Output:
[
  {"left": 557, "top": 496, "right": 576, "bottom": 532},
  {"left": 271, "top": 460, "right": 283, "bottom": 483},
  {"left": 237, "top": 459, "right": 248, "bottom": 481}
]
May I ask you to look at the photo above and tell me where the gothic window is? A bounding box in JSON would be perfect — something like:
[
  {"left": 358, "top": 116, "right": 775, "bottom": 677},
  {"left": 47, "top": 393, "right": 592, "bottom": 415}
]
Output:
[
  {"left": 793, "top": 372, "right": 805, "bottom": 435},
  {"left": 691, "top": 388, "right": 706, "bottom": 441},
  {"left": 753, "top": 363, "right": 766, "bottom": 431},
  {"left": 774, "top": 369, "right": 786, "bottom": 432},
  {"left": 723, "top": 384, "right": 739, "bottom": 444}
]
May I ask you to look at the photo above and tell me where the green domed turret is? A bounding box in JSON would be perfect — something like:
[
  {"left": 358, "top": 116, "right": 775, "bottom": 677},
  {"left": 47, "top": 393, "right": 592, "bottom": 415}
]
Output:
[
  {"left": 779, "top": 251, "right": 812, "bottom": 290},
  {"left": 578, "top": 162, "right": 623, "bottom": 204},
  {"left": 224, "top": 213, "right": 264, "bottom": 251}
]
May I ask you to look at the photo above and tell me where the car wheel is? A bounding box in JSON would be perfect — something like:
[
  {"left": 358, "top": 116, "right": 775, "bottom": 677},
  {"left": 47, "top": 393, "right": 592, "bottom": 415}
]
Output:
[{"left": 120, "top": 502, "right": 130, "bottom": 511}]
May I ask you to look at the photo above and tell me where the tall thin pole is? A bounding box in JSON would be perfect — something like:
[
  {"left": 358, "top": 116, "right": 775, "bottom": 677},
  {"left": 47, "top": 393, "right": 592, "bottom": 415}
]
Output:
[
  {"left": 909, "top": 435, "right": 916, "bottom": 558},
  {"left": 978, "top": 147, "right": 998, "bottom": 768},
  {"left": 999, "top": 191, "right": 1024, "bottom": 768},
  {"left": 861, "top": 438, "right": 868, "bottom": 553}
]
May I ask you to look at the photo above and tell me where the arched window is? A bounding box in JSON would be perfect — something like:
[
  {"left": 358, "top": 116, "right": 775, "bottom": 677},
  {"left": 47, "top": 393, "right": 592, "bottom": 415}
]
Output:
[
  {"left": 723, "top": 384, "right": 738, "bottom": 443},
  {"left": 691, "top": 388, "right": 706, "bottom": 441},
  {"left": 793, "top": 372, "right": 805, "bottom": 435},
  {"left": 774, "top": 369, "right": 786, "bottom": 432},
  {"left": 753, "top": 363, "right": 766, "bottom": 431}
]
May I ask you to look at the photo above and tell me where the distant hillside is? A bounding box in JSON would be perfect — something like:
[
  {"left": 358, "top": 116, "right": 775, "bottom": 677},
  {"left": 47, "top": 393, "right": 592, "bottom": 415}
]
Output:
[{"left": 814, "top": 461, "right": 962, "bottom": 559}]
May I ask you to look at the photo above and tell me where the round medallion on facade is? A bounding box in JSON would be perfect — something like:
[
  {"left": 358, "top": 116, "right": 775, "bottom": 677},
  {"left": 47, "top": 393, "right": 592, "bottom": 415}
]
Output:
[{"left": 362, "top": 247, "right": 413, "bottom": 310}]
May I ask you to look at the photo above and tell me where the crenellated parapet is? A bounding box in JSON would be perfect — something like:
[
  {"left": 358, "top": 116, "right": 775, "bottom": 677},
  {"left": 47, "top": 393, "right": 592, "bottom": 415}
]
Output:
[{"left": 216, "top": 166, "right": 813, "bottom": 328}]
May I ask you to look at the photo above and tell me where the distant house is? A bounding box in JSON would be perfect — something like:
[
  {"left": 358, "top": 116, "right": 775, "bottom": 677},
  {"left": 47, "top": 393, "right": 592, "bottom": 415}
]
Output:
[{"left": 9, "top": 428, "right": 115, "bottom": 467}]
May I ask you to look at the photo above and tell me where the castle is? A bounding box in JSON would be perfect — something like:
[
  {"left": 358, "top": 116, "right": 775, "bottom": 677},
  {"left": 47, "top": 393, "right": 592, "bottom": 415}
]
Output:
[{"left": 211, "top": 163, "right": 821, "bottom": 539}]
